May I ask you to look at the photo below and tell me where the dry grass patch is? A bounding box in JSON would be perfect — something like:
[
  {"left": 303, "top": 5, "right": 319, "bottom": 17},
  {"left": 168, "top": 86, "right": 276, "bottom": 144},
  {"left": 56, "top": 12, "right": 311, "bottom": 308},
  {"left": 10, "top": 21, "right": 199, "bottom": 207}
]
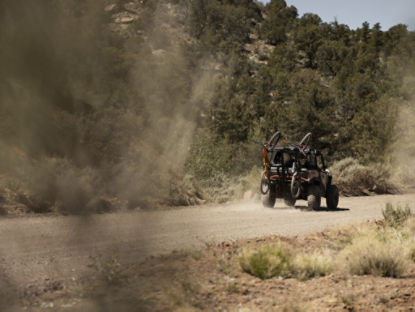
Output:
[
  {"left": 338, "top": 233, "right": 407, "bottom": 278},
  {"left": 403, "top": 217, "right": 415, "bottom": 262},
  {"left": 337, "top": 206, "right": 414, "bottom": 277},
  {"left": 404, "top": 238, "right": 415, "bottom": 262},
  {"left": 382, "top": 202, "right": 412, "bottom": 228},
  {"left": 294, "top": 250, "right": 334, "bottom": 281}
]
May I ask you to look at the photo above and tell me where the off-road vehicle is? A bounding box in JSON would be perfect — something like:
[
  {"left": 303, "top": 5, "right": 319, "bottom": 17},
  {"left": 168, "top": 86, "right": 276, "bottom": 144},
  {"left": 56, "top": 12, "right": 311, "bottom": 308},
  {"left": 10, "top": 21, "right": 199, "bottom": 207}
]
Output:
[{"left": 260, "top": 132, "right": 339, "bottom": 210}]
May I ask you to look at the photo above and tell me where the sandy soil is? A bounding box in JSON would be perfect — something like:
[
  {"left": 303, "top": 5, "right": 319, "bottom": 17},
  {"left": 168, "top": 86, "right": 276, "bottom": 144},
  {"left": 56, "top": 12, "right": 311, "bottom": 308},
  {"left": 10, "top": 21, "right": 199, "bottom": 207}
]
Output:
[{"left": 0, "top": 193, "right": 414, "bottom": 310}]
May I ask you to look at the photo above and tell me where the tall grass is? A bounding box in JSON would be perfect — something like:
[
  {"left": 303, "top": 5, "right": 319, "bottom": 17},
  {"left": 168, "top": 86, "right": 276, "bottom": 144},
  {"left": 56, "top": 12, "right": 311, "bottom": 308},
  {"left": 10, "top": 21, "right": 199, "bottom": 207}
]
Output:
[
  {"left": 338, "top": 233, "right": 407, "bottom": 277},
  {"left": 294, "top": 250, "right": 334, "bottom": 280},
  {"left": 382, "top": 202, "right": 412, "bottom": 228},
  {"left": 338, "top": 205, "right": 414, "bottom": 277}
]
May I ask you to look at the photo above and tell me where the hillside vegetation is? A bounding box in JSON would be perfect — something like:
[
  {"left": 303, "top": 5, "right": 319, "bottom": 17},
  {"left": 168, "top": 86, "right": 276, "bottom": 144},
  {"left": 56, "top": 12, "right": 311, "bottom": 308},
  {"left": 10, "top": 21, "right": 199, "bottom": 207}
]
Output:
[{"left": 0, "top": 0, "right": 415, "bottom": 213}]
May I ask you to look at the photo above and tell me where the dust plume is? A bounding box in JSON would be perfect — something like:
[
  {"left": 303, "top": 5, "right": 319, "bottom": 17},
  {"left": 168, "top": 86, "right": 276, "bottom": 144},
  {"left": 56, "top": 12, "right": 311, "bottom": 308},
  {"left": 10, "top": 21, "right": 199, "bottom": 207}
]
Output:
[
  {"left": 391, "top": 97, "right": 415, "bottom": 188},
  {"left": 0, "top": 0, "right": 216, "bottom": 213},
  {"left": 0, "top": 0, "right": 218, "bottom": 309}
]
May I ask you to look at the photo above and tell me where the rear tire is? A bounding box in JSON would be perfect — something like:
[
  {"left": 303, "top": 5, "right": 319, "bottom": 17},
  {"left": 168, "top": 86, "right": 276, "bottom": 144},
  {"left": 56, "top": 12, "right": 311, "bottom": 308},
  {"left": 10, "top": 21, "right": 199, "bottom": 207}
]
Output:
[
  {"left": 262, "top": 186, "right": 276, "bottom": 208},
  {"left": 260, "top": 172, "right": 269, "bottom": 195},
  {"left": 307, "top": 184, "right": 321, "bottom": 210},
  {"left": 283, "top": 196, "right": 296, "bottom": 207},
  {"left": 283, "top": 190, "right": 296, "bottom": 207},
  {"left": 290, "top": 173, "right": 301, "bottom": 199},
  {"left": 326, "top": 185, "right": 339, "bottom": 210}
]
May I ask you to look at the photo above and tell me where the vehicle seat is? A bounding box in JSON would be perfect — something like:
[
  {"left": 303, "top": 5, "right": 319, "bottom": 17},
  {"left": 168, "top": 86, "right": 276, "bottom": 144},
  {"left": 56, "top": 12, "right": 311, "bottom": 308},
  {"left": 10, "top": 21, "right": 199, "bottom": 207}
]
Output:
[{"left": 271, "top": 151, "right": 283, "bottom": 166}]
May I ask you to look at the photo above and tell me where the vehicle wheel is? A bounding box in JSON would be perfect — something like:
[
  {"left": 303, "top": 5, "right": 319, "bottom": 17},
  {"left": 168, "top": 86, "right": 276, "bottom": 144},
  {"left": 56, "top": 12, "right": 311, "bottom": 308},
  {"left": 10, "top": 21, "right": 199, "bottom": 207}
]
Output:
[
  {"left": 326, "top": 184, "right": 339, "bottom": 210},
  {"left": 283, "top": 194, "right": 296, "bottom": 207},
  {"left": 290, "top": 173, "right": 301, "bottom": 199},
  {"left": 262, "top": 186, "right": 276, "bottom": 208},
  {"left": 307, "top": 185, "right": 321, "bottom": 210},
  {"left": 260, "top": 172, "right": 269, "bottom": 195}
]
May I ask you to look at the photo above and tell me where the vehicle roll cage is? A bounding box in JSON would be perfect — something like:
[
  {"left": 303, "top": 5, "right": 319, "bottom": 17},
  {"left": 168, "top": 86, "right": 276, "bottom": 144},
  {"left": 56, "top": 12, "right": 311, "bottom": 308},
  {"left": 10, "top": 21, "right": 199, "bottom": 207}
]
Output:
[{"left": 262, "top": 132, "right": 325, "bottom": 172}]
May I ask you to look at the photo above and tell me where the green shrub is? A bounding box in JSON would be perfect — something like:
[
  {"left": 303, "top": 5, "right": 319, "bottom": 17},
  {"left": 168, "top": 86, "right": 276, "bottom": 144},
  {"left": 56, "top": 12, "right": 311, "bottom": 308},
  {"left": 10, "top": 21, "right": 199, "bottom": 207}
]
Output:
[
  {"left": 227, "top": 167, "right": 262, "bottom": 200},
  {"left": 382, "top": 203, "right": 412, "bottom": 228},
  {"left": 330, "top": 158, "right": 396, "bottom": 196},
  {"left": 239, "top": 242, "right": 294, "bottom": 279},
  {"left": 165, "top": 174, "right": 204, "bottom": 206},
  {"left": 240, "top": 244, "right": 334, "bottom": 281}
]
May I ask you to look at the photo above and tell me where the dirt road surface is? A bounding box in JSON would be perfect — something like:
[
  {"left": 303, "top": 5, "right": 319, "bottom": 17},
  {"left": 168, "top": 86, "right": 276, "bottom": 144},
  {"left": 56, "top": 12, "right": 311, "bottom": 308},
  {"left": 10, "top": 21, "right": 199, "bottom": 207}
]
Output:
[{"left": 0, "top": 193, "right": 414, "bottom": 292}]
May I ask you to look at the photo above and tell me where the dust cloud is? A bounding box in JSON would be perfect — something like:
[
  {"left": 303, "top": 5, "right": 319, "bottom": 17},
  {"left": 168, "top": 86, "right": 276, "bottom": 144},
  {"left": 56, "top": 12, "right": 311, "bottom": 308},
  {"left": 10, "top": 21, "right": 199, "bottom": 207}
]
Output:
[
  {"left": 0, "top": 0, "right": 216, "bottom": 213},
  {"left": 391, "top": 98, "right": 415, "bottom": 187},
  {"left": 0, "top": 0, "right": 218, "bottom": 308}
]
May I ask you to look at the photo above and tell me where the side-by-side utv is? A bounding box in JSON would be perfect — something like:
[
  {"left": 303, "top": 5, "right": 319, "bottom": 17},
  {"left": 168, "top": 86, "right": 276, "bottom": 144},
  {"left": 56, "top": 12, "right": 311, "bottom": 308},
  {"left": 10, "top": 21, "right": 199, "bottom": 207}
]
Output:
[{"left": 260, "top": 132, "right": 339, "bottom": 210}]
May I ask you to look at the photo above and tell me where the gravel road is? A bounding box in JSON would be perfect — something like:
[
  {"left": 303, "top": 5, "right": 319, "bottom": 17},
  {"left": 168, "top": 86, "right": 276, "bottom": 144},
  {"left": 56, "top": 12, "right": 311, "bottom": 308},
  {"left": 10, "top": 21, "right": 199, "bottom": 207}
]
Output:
[{"left": 0, "top": 193, "right": 414, "bottom": 291}]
